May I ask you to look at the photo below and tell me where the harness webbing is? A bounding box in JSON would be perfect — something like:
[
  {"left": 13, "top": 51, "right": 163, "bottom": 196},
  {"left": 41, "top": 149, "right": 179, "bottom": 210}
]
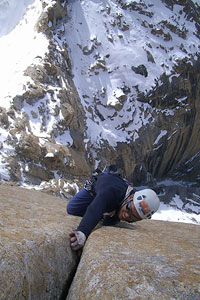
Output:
[{"left": 120, "top": 186, "right": 136, "bottom": 207}]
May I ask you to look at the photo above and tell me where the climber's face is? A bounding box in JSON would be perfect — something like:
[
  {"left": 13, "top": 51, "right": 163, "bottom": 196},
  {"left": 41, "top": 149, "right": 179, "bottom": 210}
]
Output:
[{"left": 118, "top": 200, "right": 141, "bottom": 223}]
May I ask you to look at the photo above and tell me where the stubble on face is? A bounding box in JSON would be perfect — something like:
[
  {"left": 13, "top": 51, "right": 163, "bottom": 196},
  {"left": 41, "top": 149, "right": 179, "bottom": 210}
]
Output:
[{"left": 118, "top": 201, "right": 141, "bottom": 222}]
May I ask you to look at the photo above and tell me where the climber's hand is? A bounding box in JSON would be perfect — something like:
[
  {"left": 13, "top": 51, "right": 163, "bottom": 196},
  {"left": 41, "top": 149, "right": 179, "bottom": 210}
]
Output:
[{"left": 69, "top": 231, "right": 86, "bottom": 251}]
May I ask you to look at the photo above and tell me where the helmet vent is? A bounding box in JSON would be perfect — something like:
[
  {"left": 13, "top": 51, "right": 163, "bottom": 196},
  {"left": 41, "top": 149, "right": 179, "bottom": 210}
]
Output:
[{"left": 137, "top": 195, "right": 146, "bottom": 201}]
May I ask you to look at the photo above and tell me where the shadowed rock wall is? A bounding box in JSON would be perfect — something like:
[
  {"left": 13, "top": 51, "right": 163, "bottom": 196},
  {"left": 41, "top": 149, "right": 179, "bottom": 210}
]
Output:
[
  {"left": 67, "top": 220, "right": 200, "bottom": 300},
  {"left": 1, "top": 0, "right": 200, "bottom": 187}
]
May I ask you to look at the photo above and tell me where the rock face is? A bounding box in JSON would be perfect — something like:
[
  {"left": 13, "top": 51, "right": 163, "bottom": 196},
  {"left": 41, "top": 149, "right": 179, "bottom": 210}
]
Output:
[
  {"left": 67, "top": 221, "right": 200, "bottom": 300},
  {"left": 0, "top": 183, "right": 80, "bottom": 300},
  {"left": 0, "top": 183, "right": 200, "bottom": 299}
]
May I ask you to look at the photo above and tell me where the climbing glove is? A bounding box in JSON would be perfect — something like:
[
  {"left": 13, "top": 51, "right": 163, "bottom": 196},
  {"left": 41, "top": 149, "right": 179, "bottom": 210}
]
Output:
[{"left": 69, "top": 231, "right": 86, "bottom": 251}]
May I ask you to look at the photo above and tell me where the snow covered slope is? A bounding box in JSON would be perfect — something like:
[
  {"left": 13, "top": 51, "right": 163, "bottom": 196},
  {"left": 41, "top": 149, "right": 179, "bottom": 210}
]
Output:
[
  {"left": 0, "top": 0, "right": 200, "bottom": 225},
  {"left": 61, "top": 0, "right": 199, "bottom": 147}
]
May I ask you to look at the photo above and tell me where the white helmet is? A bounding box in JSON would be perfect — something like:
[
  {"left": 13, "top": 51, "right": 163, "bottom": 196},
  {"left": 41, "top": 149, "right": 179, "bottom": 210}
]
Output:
[{"left": 133, "top": 189, "right": 160, "bottom": 219}]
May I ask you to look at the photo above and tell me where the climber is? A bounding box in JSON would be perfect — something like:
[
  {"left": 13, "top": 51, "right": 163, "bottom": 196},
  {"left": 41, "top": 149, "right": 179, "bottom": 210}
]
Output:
[{"left": 67, "top": 165, "right": 160, "bottom": 251}]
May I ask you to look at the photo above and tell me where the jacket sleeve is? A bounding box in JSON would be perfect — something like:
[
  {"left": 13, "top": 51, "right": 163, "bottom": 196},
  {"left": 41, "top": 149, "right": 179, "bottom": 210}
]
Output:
[
  {"left": 77, "top": 189, "right": 115, "bottom": 238},
  {"left": 102, "top": 214, "right": 119, "bottom": 226}
]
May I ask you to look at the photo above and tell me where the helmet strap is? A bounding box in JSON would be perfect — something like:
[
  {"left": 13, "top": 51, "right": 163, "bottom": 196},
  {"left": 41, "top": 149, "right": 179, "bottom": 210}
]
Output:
[{"left": 120, "top": 186, "right": 136, "bottom": 208}]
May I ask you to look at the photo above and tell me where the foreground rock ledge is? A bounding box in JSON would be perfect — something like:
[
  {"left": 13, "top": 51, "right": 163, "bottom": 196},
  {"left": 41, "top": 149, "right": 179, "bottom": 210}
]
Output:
[
  {"left": 67, "top": 220, "right": 200, "bottom": 300},
  {"left": 0, "top": 183, "right": 80, "bottom": 300}
]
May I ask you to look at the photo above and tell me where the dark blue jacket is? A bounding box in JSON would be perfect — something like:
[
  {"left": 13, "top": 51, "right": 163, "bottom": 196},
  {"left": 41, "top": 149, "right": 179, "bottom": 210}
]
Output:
[{"left": 77, "top": 173, "right": 128, "bottom": 238}]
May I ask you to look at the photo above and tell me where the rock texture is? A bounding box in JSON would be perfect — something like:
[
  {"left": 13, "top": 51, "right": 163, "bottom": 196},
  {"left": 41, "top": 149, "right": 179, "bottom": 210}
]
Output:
[
  {"left": 0, "top": 183, "right": 80, "bottom": 300},
  {"left": 67, "top": 220, "right": 200, "bottom": 300},
  {"left": 0, "top": 183, "right": 200, "bottom": 299}
]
